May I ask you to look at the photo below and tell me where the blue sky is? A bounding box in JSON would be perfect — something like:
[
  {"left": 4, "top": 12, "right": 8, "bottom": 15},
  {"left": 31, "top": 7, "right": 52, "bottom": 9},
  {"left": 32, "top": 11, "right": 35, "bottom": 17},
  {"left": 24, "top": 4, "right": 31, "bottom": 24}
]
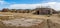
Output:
[
  {"left": 0, "top": 0, "right": 60, "bottom": 11},
  {"left": 3, "top": 0, "right": 60, "bottom": 4},
  {"left": 4, "top": 0, "right": 41, "bottom": 4},
  {"left": 4, "top": 0, "right": 49, "bottom": 4}
]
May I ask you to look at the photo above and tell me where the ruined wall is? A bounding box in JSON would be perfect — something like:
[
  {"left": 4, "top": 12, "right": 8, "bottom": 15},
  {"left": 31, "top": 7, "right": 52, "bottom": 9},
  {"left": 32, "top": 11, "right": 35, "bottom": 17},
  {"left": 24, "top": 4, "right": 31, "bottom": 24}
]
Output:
[{"left": 32, "top": 8, "right": 57, "bottom": 15}]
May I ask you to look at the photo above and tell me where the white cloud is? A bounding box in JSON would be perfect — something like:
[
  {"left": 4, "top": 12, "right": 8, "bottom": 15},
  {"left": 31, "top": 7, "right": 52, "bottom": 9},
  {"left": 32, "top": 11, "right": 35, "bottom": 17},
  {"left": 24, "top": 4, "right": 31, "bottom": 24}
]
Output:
[
  {"left": 8, "top": 2, "right": 60, "bottom": 11},
  {"left": 9, "top": 4, "right": 41, "bottom": 9},
  {"left": 0, "top": 0, "right": 9, "bottom": 5}
]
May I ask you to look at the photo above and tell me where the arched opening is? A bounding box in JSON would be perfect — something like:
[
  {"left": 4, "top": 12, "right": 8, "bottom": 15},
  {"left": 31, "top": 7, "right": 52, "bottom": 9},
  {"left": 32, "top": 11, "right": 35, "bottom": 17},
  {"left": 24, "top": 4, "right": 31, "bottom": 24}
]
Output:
[{"left": 36, "top": 11, "right": 39, "bottom": 15}]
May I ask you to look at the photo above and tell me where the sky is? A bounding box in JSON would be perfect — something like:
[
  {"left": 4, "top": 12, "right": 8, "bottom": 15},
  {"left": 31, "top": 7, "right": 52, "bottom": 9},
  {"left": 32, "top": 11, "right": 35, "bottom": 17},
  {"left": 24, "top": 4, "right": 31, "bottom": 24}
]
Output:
[{"left": 0, "top": 0, "right": 60, "bottom": 11}]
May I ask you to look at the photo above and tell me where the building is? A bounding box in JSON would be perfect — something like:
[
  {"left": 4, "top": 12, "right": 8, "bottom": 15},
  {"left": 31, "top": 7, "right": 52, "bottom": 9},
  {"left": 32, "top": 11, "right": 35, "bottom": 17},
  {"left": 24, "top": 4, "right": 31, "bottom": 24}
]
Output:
[{"left": 32, "top": 8, "right": 57, "bottom": 15}]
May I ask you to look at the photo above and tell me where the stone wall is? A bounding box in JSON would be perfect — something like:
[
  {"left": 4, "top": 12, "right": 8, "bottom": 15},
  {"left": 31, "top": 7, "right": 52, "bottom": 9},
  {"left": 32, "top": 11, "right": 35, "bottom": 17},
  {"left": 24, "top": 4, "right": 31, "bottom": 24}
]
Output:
[{"left": 32, "top": 8, "right": 57, "bottom": 15}]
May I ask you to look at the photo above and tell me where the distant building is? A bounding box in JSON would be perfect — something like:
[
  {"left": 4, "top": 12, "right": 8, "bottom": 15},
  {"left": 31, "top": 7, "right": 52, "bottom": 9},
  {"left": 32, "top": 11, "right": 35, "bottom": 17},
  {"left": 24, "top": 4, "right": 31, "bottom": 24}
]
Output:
[{"left": 32, "top": 8, "right": 57, "bottom": 15}]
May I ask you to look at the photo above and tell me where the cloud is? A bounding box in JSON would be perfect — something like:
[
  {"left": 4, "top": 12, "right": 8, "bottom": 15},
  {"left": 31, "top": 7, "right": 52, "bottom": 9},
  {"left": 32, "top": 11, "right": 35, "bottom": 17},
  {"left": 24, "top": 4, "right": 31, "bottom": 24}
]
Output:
[
  {"left": 8, "top": 2, "right": 60, "bottom": 11},
  {"left": 0, "top": 0, "right": 10, "bottom": 10},
  {"left": 9, "top": 4, "right": 41, "bottom": 9},
  {"left": 0, "top": 0, "right": 9, "bottom": 5}
]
